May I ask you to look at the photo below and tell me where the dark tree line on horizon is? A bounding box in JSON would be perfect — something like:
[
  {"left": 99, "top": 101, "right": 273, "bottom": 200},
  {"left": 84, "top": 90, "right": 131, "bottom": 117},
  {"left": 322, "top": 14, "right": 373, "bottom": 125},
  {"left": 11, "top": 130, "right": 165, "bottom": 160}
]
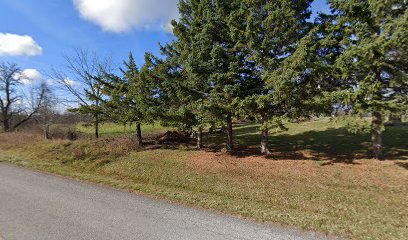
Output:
[{"left": 1, "top": 0, "right": 407, "bottom": 160}]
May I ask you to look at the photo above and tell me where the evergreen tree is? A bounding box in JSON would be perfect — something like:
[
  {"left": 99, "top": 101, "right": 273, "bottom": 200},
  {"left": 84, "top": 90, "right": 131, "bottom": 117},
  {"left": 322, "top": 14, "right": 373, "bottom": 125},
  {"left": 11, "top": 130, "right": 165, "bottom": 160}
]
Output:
[
  {"left": 164, "top": 0, "right": 253, "bottom": 151},
  {"left": 327, "top": 0, "right": 408, "bottom": 159},
  {"left": 241, "top": 0, "right": 314, "bottom": 154},
  {"left": 141, "top": 45, "right": 203, "bottom": 139},
  {"left": 94, "top": 52, "right": 155, "bottom": 145},
  {"left": 196, "top": 0, "right": 254, "bottom": 152},
  {"left": 209, "top": 0, "right": 248, "bottom": 152},
  {"left": 170, "top": 0, "right": 214, "bottom": 148}
]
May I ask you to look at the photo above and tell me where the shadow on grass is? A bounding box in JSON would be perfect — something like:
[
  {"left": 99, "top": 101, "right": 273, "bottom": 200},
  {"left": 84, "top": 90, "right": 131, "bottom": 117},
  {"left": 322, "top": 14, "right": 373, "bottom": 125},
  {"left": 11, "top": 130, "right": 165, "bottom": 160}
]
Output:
[
  {"left": 128, "top": 121, "right": 408, "bottom": 162},
  {"left": 396, "top": 162, "right": 408, "bottom": 170},
  {"left": 203, "top": 123, "right": 408, "bottom": 161}
]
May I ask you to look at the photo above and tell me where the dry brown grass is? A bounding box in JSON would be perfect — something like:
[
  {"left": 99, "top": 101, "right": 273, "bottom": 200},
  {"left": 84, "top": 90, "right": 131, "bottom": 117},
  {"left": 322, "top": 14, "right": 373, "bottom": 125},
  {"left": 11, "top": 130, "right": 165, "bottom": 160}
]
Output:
[
  {"left": 189, "top": 151, "right": 408, "bottom": 189},
  {"left": 0, "top": 133, "right": 42, "bottom": 149},
  {"left": 1, "top": 130, "right": 408, "bottom": 240}
]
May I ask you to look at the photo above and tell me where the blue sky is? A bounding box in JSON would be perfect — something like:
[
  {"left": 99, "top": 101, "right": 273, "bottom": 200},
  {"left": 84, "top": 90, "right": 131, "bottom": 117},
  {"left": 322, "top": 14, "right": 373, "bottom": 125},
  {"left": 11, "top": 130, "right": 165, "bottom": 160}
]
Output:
[{"left": 0, "top": 0, "right": 330, "bottom": 82}]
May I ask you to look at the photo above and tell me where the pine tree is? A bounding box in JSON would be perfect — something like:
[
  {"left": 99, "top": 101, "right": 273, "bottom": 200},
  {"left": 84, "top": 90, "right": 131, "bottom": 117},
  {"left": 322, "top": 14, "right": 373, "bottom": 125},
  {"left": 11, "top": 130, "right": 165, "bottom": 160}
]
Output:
[
  {"left": 202, "top": 0, "right": 255, "bottom": 152},
  {"left": 327, "top": 0, "right": 408, "bottom": 159},
  {"left": 163, "top": 0, "right": 252, "bottom": 151},
  {"left": 241, "top": 0, "right": 314, "bottom": 154},
  {"left": 94, "top": 52, "right": 155, "bottom": 145},
  {"left": 140, "top": 43, "right": 203, "bottom": 138},
  {"left": 170, "top": 0, "right": 214, "bottom": 148}
]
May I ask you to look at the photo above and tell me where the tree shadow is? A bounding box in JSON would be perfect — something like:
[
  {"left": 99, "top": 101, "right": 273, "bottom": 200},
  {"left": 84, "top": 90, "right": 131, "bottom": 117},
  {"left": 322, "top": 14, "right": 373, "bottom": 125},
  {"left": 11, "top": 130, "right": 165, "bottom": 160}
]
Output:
[
  {"left": 133, "top": 123, "right": 408, "bottom": 162},
  {"left": 396, "top": 162, "right": 408, "bottom": 170},
  {"left": 204, "top": 123, "right": 408, "bottom": 161}
]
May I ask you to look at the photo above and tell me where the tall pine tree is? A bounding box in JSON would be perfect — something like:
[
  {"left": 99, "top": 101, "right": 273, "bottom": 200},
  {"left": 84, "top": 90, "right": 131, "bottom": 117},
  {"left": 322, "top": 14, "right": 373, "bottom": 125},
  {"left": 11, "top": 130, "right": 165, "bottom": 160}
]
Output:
[
  {"left": 169, "top": 0, "right": 255, "bottom": 152},
  {"left": 204, "top": 0, "right": 254, "bottom": 152},
  {"left": 241, "top": 0, "right": 314, "bottom": 154},
  {"left": 94, "top": 52, "right": 155, "bottom": 145},
  {"left": 327, "top": 0, "right": 408, "bottom": 159}
]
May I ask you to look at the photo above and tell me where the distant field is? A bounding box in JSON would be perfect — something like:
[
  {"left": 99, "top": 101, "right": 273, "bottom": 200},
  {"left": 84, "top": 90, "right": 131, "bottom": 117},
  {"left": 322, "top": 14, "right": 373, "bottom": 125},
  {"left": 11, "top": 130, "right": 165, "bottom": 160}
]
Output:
[
  {"left": 76, "top": 122, "right": 173, "bottom": 136},
  {"left": 1, "top": 119, "right": 408, "bottom": 240}
]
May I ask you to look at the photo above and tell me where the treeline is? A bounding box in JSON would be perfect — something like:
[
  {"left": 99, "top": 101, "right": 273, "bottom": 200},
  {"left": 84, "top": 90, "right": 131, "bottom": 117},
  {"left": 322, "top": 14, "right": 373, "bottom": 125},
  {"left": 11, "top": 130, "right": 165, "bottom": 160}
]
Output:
[
  {"left": 0, "top": 61, "right": 88, "bottom": 138},
  {"left": 2, "top": 0, "right": 407, "bottom": 159}
]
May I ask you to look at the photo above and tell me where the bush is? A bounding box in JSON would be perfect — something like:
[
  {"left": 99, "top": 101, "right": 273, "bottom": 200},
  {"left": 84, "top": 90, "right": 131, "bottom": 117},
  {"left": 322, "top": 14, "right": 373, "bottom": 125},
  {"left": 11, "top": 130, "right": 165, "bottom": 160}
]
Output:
[{"left": 51, "top": 126, "right": 79, "bottom": 140}]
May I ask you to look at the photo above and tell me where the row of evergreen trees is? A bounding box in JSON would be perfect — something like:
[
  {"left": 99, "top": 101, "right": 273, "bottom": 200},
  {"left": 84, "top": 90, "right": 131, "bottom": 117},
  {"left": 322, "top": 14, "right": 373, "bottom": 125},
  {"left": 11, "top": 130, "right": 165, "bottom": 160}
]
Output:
[{"left": 79, "top": 0, "right": 407, "bottom": 159}]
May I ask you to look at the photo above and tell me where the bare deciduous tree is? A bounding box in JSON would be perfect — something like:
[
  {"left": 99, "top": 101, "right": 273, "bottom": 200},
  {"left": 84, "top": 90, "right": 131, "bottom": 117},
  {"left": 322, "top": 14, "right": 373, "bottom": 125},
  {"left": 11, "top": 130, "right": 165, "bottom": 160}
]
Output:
[
  {"left": 34, "top": 81, "right": 58, "bottom": 139},
  {"left": 50, "top": 48, "right": 112, "bottom": 138},
  {"left": 0, "top": 62, "right": 45, "bottom": 132}
]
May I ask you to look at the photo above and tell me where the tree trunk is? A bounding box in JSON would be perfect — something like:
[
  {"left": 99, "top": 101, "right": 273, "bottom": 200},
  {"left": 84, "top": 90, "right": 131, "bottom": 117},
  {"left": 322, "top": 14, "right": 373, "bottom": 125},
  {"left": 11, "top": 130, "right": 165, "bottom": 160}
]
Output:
[
  {"left": 371, "top": 112, "right": 383, "bottom": 160},
  {"left": 197, "top": 126, "right": 203, "bottom": 149},
  {"left": 260, "top": 117, "right": 271, "bottom": 155},
  {"left": 94, "top": 115, "right": 100, "bottom": 139},
  {"left": 261, "top": 129, "right": 271, "bottom": 155},
  {"left": 226, "top": 114, "right": 233, "bottom": 153},
  {"left": 44, "top": 125, "right": 50, "bottom": 140},
  {"left": 209, "top": 123, "right": 215, "bottom": 135},
  {"left": 136, "top": 123, "right": 143, "bottom": 146},
  {"left": 389, "top": 114, "right": 402, "bottom": 124},
  {"left": 2, "top": 119, "right": 10, "bottom": 132}
]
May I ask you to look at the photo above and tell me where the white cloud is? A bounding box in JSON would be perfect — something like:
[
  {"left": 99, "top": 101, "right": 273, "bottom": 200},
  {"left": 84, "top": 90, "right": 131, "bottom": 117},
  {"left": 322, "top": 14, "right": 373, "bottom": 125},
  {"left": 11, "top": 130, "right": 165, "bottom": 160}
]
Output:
[
  {"left": 73, "top": 0, "right": 179, "bottom": 33},
  {"left": 22, "top": 69, "right": 43, "bottom": 81},
  {"left": 63, "top": 77, "right": 76, "bottom": 86},
  {"left": 46, "top": 77, "right": 76, "bottom": 87},
  {"left": 162, "top": 22, "right": 175, "bottom": 34},
  {"left": 0, "top": 33, "right": 43, "bottom": 56},
  {"left": 13, "top": 69, "right": 43, "bottom": 84}
]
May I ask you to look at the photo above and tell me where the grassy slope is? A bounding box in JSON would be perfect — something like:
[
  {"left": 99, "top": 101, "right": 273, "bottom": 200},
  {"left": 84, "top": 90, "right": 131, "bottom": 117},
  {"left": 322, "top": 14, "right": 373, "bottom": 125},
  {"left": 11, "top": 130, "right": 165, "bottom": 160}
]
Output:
[{"left": 1, "top": 119, "right": 408, "bottom": 240}]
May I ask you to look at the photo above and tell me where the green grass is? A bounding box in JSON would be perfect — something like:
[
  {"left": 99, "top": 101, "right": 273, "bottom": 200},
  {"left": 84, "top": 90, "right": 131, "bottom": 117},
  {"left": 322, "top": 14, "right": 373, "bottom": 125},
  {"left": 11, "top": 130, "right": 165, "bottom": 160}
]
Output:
[
  {"left": 206, "top": 118, "right": 408, "bottom": 160},
  {"left": 75, "top": 122, "right": 173, "bottom": 136},
  {"left": 1, "top": 119, "right": 408, "bottom": 240}
]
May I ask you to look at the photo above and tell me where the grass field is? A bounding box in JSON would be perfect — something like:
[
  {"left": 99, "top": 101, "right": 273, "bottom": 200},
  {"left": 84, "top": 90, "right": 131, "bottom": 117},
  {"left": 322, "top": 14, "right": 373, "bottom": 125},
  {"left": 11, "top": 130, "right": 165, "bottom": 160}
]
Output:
[
  {"left": 76, "top": 122, "right": 173, "bottom": 136},
  {"left": 207, "top": 118, "right": 408, "bottom": 160},
  {"left": 1, "top": 119, "right": 407, "bottom": 240}
]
